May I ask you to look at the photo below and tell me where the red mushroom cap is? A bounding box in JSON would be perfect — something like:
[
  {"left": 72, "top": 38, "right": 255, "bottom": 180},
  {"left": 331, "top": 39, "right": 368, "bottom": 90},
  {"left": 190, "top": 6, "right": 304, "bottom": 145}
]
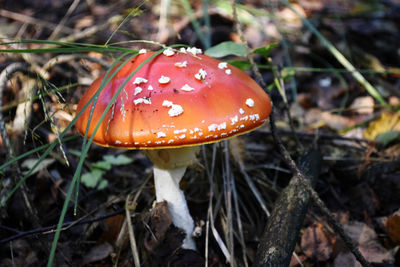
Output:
[{"left": 75, "top": 48, "right": 272, "bottom": 149}]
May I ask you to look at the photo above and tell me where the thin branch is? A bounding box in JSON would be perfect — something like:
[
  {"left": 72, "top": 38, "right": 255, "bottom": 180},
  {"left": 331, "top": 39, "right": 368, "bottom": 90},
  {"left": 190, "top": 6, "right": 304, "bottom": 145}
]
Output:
[{"left": 0, "top": 209, "right": 124, "bottom": 244}]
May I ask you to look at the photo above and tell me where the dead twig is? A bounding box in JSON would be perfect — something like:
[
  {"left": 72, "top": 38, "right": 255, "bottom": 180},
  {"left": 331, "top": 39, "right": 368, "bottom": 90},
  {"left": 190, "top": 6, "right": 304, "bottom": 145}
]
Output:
[
  {"left": 254, "top": 148, "right": 322, "bottom": 266},
  {"left": 48, "top": 0, "right": 81, "bottom": 40},
  {"left": 0, "top": 209, "right": 124, "bottom": 244}
]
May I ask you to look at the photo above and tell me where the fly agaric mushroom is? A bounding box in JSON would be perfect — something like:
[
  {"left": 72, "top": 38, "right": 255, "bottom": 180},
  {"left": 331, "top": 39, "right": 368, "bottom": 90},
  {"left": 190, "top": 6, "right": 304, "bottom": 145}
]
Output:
[{"left": 75, "top": 47, "right": 272, "bottom": 250}]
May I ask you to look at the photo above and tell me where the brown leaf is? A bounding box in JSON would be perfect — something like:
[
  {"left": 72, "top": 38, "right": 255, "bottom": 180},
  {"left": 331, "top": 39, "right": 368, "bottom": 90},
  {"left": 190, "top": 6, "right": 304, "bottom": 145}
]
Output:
[
  {"left": 333, "top": 211, "right": 350, "bottom": 225},
  {"left": 359, "top": 241, "right": 395, "bottom": 264},
  {"left": 277, "top": 4, "right": 306, "bottom": 28},
  {"left": 301, "top": 222, "right": 333, "bottom": 261},
  {"left": 304, "top": 108, "right": 356, "bottom": 131},
  {"left": 343, "top": 221, "right": 377, "bottom": 245},
  {"left": 144, "top": 201, "right": 173, "bottom": 251},
  {"left": 386, "top": 213, "right": 400, "bottom": 244},
  {"left": 350, "top": 96, "right": 375, "bottom": 115},
  {"left": 142, "top": 201, "right": 186, "bottom": 258},
  {"left": 75, "top": 15, "right": 94, "bottom": 29},
  {"left": 99, "top": 214, "right": 125, "bottom": 244},
  {"left": 334, "top": 241, "right": 396, "bottom": 266},
  {"left": 343, "top": 221, "right": 395, "bottom": 264}
]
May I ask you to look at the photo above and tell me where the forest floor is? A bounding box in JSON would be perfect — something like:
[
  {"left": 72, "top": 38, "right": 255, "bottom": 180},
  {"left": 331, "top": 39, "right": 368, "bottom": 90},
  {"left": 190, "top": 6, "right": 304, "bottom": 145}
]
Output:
[{"left": 0, "top": 0, "right": 399, "bottom": 266}]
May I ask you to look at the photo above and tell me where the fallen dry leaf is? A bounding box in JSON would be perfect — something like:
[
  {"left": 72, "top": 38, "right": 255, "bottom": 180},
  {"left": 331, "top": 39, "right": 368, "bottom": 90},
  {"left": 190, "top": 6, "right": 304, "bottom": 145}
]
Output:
[
  {"left": 75, "top": 15, "right": 94, "bottom": 29},
  {"left": 358, "top": 241, "right": 395, "bottom": 264},
  {"left": 304, "top": 108, "right": 356, "bottom": 131},
  {"left": 343, "top": 221, "right": 395, "bottom": 264},
  {"left": 386, "top": 212, "right": 400, "bottom": 244},
  {"left": 363, "top": 111, "right": 400, "bottom": 140},
  {"left": 99, "top": 214, "right": 125, "bottom": 244},
  {"left": 277, "top": 3, "right": 306, "bottom": 29},
  {"left": 350, "top": 96, "right": 375, "bottom": 115},
  {"left": 144, "top": 201, "right": 173, "bottom": 252},
  {"left": 142, "top": 201, "right": 186, "bottom": 258},
  {"left": 301, "top": 222, "right": 333, "bottom": 261},
  {"left": 343, "top": 221, "right": 377, "bottom": 245}
]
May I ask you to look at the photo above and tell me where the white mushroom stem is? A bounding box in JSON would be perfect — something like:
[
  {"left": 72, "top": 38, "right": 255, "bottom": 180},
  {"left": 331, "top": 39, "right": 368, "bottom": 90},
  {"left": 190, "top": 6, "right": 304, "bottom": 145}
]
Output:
[
  {"left": 153, "top": 166, "right": 196, "bottom": 250},
  {"left": 144, "top": 147, "right": 200, "bottom": 250}
]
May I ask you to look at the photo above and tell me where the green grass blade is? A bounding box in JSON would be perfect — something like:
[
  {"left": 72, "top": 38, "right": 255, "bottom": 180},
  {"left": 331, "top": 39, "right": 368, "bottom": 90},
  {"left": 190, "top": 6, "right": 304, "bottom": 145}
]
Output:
[{"left": 104, "top": 6, "right": 144, "bottom": 46}]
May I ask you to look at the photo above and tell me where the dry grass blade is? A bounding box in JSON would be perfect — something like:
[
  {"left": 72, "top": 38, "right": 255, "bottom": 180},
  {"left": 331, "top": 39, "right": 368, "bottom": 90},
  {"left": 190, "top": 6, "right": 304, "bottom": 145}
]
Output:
[
  {"left": 208, "top": 207, "right": 231, "bottom": 263},
  {"left": 203, "top": 145, "right": 232, "bottom": 265},
  {"left": 48, "top": 0, "right": 81, "bottom": 40},
  {"left": 223, "top": 141, "right": 235, "bottom": 266},
  {"left": 231, "top": 169, "right": 249, "bottom": 267},
  {"left": 125, "top": 196, "right": 140, "bottom": 267},
  {"left": 239, "top": 163, "right": 270, "bottom": 217}
]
